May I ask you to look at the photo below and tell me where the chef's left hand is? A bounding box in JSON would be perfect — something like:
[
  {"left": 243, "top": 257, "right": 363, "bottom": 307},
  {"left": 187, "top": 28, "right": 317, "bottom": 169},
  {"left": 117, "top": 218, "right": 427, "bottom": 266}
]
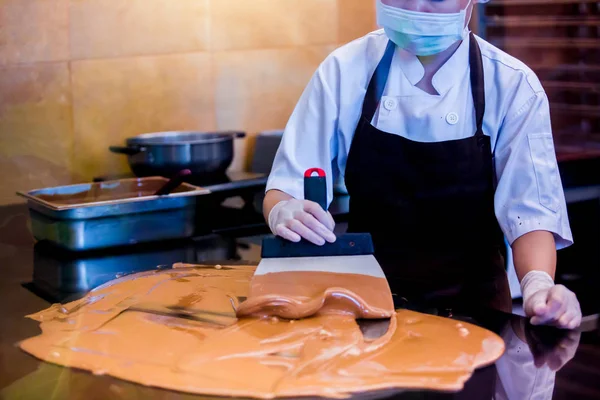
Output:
[{"left": 522, "top": 271, "right": 582, "bottom": 329}]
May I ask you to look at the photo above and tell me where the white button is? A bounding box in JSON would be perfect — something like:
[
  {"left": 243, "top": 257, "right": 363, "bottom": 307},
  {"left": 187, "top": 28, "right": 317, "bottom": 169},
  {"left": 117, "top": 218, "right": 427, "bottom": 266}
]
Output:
[
  {"left": 446, "top": 112, "right": 459, "bottom": 125},
  {"left": 383, "top": 98, "right": 397, "bottom": 111}
]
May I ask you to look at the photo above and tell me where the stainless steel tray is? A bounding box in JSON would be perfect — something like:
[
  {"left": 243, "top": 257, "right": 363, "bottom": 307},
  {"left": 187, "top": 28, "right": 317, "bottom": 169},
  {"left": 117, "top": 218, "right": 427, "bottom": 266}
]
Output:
[
  {"left": 17, "top": 177, "right": 210, "bottom": 251},
  {"left": 18, "top": 177, "right": 210, "bottom": 220}
]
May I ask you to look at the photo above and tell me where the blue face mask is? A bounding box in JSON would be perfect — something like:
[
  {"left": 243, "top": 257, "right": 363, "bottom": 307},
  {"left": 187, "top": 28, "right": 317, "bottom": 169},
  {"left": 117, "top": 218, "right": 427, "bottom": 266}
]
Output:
[{"left": 376, "top": 0, "right": 471, "bottom": 56}]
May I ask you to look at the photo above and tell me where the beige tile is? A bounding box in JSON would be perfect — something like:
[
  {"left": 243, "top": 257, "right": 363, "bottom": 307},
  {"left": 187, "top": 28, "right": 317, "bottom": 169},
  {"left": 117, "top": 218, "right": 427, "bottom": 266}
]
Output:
[
  {"left": 0, "top": 0, "right": 69, "bottom": 65},
  {"left": 215, "top": 46, "right": 334, "bottom": 170},
  {"left": 70, "top": 0, "right": 210, "bottom": 60},
  {"left": 0, "top": 63, "right": 74, "bottom": 205},
  {"left": 338, "top": 0, "right": 377, "bottom": 44},
  {"left": 71, "top": 53, "right": 216, "bottom": 179},
  {"left": 211, "top": 0, "right": 337, "bottom": 51}
]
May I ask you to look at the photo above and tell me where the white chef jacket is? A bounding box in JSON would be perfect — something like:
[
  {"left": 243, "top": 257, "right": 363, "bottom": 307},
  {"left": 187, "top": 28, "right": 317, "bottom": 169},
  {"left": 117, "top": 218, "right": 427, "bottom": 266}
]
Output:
[{"left": 266, "top": 29, "right": 573, "bottom": 249}]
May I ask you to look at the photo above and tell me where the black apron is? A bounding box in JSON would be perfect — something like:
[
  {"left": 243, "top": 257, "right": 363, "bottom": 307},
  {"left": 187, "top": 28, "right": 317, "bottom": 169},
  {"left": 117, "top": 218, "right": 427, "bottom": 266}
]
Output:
[{"left": 344, "top": 33, "right": 511, "bottom": 312}]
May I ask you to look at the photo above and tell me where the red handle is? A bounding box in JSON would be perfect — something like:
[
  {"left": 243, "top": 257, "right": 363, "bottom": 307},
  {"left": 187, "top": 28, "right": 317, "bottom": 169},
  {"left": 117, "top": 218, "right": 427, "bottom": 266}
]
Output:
[{"left": 304, "top": 168, "right": 326, "bottom": 178}]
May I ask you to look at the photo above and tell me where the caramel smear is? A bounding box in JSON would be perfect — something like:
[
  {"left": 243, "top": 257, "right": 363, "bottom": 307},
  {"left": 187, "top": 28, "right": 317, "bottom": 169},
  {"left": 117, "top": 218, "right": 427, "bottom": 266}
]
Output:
[
  {"left": 236, "top": 271, "right": 395, "bottom": 320},
  {"left": 19, "top": 265, "right": 505, "bottom": 398}
]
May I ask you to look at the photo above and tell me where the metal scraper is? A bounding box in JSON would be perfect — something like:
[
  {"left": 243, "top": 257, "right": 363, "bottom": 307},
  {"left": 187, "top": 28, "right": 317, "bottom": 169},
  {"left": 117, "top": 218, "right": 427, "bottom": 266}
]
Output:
[{"left": 251, "top": 168, "right": 394, "bottom": 318}]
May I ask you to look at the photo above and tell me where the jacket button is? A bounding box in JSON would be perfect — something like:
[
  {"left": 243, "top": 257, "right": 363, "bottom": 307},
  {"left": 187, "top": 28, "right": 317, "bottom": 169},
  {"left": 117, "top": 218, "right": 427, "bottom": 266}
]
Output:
[
  {"left": 383, "top": 98, "right": 397, "bottom": 111},
  {"left": 446, "top": 112, "right": 459, "bottom": 125}
]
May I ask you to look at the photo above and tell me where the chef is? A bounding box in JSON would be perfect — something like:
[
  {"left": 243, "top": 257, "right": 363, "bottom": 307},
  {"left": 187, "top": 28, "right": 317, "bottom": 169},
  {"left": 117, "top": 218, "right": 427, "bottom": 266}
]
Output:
[{"left": 264, "top": 0, "right": 582, "bottom": 329}]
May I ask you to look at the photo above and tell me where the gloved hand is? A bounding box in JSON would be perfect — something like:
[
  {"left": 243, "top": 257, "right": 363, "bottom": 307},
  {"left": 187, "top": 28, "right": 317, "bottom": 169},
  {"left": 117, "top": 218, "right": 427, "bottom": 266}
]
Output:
[
  {"left": 268, "top": 199, "right": 336, "bottom": 246},
  {"left": 521, "top": 270, "right": 582, "bottom": 330}
]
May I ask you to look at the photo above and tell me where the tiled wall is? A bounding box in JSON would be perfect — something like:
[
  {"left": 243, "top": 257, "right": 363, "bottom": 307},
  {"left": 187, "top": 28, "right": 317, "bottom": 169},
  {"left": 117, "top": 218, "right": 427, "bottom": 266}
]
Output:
[{"left": 0, "top": 0, "right": 376, "bottom": 205}]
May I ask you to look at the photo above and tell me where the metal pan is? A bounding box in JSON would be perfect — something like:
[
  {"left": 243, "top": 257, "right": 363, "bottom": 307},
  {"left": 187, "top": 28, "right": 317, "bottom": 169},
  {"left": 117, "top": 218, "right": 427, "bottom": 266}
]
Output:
[
  {"left": 109, "top": 131, "right": 246, "bottom": 178},
  {"left": 17, "top": 177, "right": 210, "bottom": 251}
]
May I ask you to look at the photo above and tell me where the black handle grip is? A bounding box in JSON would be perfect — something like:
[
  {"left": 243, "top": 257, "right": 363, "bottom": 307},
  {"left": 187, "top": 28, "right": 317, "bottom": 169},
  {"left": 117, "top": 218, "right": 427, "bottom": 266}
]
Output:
[
  {"left": 109, "top": 145, "right": 143, "bottom": 156},
  {"left": 304, "top": 168, "right": 327, "bottom": 210},
  {"left": 218, "top": 131, "right": 246, "bottom": 139},
  {"left": 262, "top": 233, "right": 374, "bottom": 258},
  {"left": 154, "top": 169, "right": 192, "bottom": 196}
]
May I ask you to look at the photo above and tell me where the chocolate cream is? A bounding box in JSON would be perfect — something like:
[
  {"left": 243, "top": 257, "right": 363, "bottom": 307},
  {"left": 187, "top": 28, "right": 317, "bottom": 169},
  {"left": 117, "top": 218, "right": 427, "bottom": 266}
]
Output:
[
  {"left": 20, "top": 265, "right": 505, "bottom": 398},
  {"left": 36, "top": 178, "right": 189, "bottom": 206},
  {"left": 236, "top": 271, "right": 395, "bottom": 320}
]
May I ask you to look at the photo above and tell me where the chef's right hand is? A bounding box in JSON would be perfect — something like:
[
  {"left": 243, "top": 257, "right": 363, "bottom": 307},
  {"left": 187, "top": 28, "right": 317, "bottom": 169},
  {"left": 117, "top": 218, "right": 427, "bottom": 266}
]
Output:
[{"left": 268, "top": 199, "right": 336, "bottom": 246}]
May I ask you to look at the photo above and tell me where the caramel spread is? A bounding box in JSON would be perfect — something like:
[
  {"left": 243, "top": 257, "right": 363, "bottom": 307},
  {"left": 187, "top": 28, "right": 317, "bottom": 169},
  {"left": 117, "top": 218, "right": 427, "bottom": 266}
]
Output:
[
  {"left": 236, "top": 271, "right": 395, "bottom": 319},
  {"left": 20, "top": 265, "right": 505, "bottom": 398}
]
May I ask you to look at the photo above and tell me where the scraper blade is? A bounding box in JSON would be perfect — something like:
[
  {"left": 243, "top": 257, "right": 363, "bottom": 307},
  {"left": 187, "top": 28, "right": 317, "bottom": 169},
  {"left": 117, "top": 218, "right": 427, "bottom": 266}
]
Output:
[
  {"left": 238, "top": 252, "right": 394, "bottom": 320},
  {"left": 238, "top": 168, "right": 393, "bottom": 320},
  {"left": 248, "top": 232, "right": 394, "bottom": 316},
  {"left": 256, "top": 233, "right": 385, "bottom": 278}
]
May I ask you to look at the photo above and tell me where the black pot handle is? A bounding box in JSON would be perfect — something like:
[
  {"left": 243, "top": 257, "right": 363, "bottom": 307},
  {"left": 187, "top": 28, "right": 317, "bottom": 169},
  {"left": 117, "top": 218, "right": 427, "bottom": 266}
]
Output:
[
  {"left": 109, "top": 145, "right": 143, "bottom": 155},
  {"left": 221, "top": 131, "right": 246, "bottom": 139}
]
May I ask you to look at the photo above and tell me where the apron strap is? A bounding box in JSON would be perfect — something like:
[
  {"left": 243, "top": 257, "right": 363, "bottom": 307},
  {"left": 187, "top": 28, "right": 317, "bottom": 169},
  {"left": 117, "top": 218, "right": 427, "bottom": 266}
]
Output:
[
  {"left": 361, "top": 41, "right": 396, "bottom": 123},
  {"left": 469, "top": 33, "right": 486, "bottom": 137},
  {"left": 468, "top": 33, "right": 497, "bottom": 187}
]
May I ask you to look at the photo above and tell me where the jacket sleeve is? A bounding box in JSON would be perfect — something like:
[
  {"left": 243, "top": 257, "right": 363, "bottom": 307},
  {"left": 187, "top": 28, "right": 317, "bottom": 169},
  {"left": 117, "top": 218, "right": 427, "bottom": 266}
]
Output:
[
  {"left": 494, "top": 91, "right": 573, "bottom": 249},
  {"left": 265, "top": 60, "right": 340, "bottom": 207}
]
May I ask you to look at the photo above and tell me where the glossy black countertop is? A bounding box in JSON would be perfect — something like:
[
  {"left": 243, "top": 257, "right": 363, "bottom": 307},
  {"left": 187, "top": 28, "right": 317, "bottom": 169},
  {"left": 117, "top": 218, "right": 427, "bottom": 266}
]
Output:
[{"left": 0, "top": 203, "right": 599, "bottom": 400}]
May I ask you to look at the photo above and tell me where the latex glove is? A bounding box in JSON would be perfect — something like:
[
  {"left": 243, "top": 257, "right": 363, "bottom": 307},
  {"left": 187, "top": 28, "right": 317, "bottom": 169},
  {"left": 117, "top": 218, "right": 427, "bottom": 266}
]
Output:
[
  {"left": 521, "top": 271, "right": 582, "bottom": 329},
  {"left": 268, "top": 199, "right": 336, "bottom": 246}
]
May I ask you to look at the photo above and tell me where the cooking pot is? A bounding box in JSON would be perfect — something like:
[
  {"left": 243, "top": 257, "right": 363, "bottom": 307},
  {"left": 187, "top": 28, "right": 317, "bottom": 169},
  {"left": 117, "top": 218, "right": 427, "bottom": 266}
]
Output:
[{"left": 110, "top": 131, "right": 246, "bottom": 178}]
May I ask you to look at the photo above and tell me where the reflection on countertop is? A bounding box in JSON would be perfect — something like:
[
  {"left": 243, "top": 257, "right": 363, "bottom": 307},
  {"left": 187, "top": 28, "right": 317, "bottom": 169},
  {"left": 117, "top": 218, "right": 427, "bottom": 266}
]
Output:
[
  {"left": 27, "top": 235, "right": 256, "bottom": 304},
  {"left": 0, "top": 203, "right": 599, "bottom": 399}
]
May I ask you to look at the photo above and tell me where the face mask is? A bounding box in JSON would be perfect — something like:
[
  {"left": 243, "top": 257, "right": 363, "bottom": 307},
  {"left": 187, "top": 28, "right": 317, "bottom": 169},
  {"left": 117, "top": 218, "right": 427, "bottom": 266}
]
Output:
[{"left": 376, "top": 0, "right": 471, "bottom": 56}]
